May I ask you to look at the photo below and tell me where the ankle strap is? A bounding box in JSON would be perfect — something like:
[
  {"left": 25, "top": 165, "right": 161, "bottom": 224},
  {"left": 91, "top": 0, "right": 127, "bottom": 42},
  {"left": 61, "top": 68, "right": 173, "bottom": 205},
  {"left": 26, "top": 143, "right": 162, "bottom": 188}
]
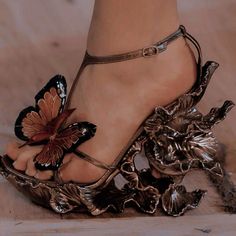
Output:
[
  {"left": 82, "top": 25, "right": 202, "bottom": 68},
  {"left": 67, "top": 25, "right": 202, "bottom": 110}
]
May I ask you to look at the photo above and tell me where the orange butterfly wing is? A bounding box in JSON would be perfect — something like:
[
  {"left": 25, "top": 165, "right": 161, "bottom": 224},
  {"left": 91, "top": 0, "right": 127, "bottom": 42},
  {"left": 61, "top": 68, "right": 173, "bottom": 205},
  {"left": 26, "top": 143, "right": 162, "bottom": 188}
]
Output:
[
  {"left": 34, "top": 122, "right": 96, "bottom": 170},
  {"left": 15, "top": 75, "right": 67, "bottom": 141},
  {"left": 15, "top": 75, "right": 97, "bottom": 170}
]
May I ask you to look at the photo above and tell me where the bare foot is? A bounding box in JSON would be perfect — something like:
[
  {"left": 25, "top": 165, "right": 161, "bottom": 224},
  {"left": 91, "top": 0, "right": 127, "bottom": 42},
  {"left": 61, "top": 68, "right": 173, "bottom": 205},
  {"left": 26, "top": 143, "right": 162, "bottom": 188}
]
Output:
[{"left": 6, "top": 37, "right": 196, "bottom": 183}]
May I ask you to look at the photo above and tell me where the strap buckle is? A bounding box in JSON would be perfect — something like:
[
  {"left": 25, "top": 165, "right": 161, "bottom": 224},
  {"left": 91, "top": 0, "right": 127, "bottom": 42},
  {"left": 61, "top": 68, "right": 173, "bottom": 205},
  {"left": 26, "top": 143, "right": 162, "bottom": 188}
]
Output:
[{"left": 142, "top": 45, "right": 158, "bottom": 57}]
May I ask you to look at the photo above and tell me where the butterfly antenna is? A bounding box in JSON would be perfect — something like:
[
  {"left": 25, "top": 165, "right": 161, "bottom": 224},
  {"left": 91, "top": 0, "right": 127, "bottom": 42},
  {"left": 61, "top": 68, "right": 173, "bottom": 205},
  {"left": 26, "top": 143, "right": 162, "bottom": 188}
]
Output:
[
  {"left": 18, "top": 143, "right": 27, "bottom": 149},
  {"left": 18, "top": 140, "right": 37, "bottom": 148}
]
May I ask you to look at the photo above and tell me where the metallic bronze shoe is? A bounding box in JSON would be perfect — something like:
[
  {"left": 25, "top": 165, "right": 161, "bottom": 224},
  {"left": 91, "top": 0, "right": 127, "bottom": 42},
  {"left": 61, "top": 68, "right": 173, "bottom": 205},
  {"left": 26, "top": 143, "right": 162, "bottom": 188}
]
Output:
[{"left": 0, "top": 25, "right": 234, "bottom": 216}]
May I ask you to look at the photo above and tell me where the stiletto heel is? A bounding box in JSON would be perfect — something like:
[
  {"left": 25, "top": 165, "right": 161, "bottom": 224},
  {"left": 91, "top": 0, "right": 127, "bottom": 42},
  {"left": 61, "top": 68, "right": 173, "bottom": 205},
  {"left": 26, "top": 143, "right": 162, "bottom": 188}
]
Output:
[{"left": 0, "top": 25, "right": 234, "bottom": 216}]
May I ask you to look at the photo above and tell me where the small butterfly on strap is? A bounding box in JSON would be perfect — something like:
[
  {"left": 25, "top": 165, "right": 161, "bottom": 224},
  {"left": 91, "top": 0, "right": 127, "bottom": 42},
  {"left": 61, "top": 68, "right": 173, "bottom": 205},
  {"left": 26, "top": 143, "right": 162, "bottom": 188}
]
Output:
[{"left": 14, "top": 75, "right": 96, "bottom": 170}]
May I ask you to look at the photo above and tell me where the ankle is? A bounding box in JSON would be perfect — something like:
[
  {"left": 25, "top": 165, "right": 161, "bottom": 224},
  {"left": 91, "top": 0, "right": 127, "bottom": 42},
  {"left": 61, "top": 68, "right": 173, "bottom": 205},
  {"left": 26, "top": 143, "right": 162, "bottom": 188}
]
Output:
[
  {"left": 87, "top": 23, "right": 180, "bottom": 56},
  {"left": 85, "top": 37, "right": 196, "bottom": 87}
]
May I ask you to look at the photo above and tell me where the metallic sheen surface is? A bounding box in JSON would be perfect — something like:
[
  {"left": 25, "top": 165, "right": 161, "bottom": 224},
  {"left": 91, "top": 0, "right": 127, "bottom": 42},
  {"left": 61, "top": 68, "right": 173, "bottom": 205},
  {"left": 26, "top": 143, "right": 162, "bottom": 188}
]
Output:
[{"left": 0, "top": 26, "right": 234, "bottom": 216}]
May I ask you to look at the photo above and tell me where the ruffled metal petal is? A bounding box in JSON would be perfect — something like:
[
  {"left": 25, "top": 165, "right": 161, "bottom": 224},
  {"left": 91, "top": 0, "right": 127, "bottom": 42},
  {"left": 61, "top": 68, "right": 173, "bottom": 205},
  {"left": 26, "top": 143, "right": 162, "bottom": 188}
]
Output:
[
  {"left": 128, "top": 185, "right": 161, "bottom": 214},
  {"left": 50, "top": 185, "right": 83, "bottom": 213},
  {"left": 184, "top": 131, "right": 217, "bottom": 162},
  {"left": 200, "top": 100, "right": 234, "bottom": 129},
  {"left": 162, "top": 184, "right": 206, "bottom": 216},
  {"left": 144, "top": 92, "right": 234, "bottom": 178}
]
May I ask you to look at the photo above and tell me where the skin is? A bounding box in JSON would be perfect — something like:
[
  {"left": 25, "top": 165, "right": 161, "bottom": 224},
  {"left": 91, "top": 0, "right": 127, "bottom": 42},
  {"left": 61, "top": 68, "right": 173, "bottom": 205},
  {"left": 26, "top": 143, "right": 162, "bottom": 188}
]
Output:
[{"left": 6, "top": 0, "right": 196, "bottom": 183}]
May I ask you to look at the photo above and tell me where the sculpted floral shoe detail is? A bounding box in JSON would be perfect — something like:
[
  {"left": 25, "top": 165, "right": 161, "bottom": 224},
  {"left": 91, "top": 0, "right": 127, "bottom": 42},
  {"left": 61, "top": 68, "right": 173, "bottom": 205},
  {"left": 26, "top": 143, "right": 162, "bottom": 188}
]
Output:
[
  {"left": 144, "top": 62, "right": 234, "bottom": 179},
  {"left": 0, "top": 25, "right": 234, "bottom": 216},
  {"left": 161, "top": 184, "right": 206, "bottom": 216}
]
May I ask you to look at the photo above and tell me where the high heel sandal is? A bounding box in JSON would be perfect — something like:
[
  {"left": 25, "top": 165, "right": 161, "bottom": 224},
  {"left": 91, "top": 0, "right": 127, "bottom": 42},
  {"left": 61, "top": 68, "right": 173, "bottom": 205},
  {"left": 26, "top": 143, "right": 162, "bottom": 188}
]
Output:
[{"left": 0, "top": 25, "right": 234, "bottom": 216}]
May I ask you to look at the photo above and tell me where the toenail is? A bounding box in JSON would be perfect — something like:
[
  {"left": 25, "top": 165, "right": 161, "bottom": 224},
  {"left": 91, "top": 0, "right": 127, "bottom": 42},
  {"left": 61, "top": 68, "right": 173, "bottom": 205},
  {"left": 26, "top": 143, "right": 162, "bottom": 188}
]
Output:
[
  {"left": 13, "top": 161, "right": 19, "bottom": 169},
  {"left": 34, "top": 170, "right": 39, "bottom": 179},
  {"left": 13, "top": 161, "right": 25, "bottom": 171},
  {"left": 25, "top": 168, "right": 37, "bottom": 176}
]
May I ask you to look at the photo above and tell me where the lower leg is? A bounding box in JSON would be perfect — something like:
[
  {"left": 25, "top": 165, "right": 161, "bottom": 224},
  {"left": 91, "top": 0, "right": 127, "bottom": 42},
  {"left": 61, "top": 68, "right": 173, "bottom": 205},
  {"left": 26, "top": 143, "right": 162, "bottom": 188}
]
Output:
[
  {"left": 87, "top": 0, "right": 180, "bottom": 55},
  {"left": 7, "top": 0, "right": 197, "bottom": 183}
]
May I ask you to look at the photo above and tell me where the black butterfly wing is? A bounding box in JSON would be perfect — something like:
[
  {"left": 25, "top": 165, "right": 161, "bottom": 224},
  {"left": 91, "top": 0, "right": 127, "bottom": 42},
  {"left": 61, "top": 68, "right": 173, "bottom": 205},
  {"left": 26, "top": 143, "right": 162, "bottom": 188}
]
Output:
[
  {"left": 34, "top": 122, "right": 97, "bottom": 170},
  {"left": 15, "top": 75, "right": 67, "bottom": 141}
]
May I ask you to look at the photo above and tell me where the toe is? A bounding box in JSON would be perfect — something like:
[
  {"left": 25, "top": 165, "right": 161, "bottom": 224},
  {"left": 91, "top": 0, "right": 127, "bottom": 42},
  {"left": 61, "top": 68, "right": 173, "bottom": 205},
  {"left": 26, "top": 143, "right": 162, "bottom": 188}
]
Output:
[
  {"left": 34, "top": 170, "right": 53, "bottom": 181},
  {"left": 5, "top": 141, "right": 23, "bottom": 160},
  {"left": 62, "top": 153, "right": 73, "bottom": 165},
  {"left": 13, "top": 153, "right": 31, "bottom": 171},
  {"left": 25, "top": 158, "right": 37, "bottom": 176},
  {"left": 26, "top": 158, "right": 53, "bottom": 180},
  {"left": 31, "top": 153, "right": 72, "bottom": 181},
  {"left": 13, "top": 146, "right": 43, "bottom": 171}
]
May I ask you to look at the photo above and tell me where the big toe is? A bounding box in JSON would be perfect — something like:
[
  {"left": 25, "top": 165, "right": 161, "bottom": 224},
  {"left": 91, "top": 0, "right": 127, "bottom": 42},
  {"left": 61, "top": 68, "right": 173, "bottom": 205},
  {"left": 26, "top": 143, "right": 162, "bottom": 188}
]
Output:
[
  {"left": 26, "top": 158, "right": 53, "bottom": 180},
  {"left": 5, "top": 141, "right": 23, "bottom": 160}
]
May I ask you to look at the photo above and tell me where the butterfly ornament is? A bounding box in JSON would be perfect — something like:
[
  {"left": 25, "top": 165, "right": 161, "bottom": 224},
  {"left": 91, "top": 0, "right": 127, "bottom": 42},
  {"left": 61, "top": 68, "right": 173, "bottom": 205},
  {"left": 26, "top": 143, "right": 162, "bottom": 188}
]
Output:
[{"left": 14, "top": 75, "right": 96, "bottom": 170}]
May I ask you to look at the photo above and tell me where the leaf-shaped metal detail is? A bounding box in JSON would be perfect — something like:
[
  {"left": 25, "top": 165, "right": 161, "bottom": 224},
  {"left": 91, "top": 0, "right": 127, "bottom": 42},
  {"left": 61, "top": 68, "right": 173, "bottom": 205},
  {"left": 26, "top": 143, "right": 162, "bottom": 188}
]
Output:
[
  {"left": 162, "top": 184, "right": 206, "bottom": 216},
  {"left": 144, "top": 68, "right": 234, "bottom": 177},
  {"left": 50, "top": 185, "right": 83, "bottom": 213}
]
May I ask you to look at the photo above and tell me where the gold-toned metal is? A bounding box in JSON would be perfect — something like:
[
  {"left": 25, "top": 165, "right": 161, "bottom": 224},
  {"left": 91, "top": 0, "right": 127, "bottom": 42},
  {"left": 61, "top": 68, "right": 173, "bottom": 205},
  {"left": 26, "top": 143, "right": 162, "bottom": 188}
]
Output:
[
  {"left": 142, "top": 46, "right": 158, "bottom": 57},
  {"left": 0, "top": 25, "right": 234, "bottom": 216}
]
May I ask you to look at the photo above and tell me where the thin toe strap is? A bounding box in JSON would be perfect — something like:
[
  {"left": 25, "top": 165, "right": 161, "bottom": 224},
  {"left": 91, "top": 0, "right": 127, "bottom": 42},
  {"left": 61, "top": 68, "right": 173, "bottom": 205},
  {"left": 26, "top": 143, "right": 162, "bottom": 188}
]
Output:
[
  {"left": 53, "top": 150, "right": 115, "bottom": 184},
  {"left": 73, "top": 150, "right": 116, "bottom": 171}
]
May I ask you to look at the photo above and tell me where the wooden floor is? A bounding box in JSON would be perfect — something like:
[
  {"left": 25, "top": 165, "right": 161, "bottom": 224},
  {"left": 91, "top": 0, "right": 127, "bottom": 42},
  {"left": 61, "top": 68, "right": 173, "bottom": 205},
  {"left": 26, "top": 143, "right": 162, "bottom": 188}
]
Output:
[{"left": 0, "top": 0, "right": 236, "bottom": 235}]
